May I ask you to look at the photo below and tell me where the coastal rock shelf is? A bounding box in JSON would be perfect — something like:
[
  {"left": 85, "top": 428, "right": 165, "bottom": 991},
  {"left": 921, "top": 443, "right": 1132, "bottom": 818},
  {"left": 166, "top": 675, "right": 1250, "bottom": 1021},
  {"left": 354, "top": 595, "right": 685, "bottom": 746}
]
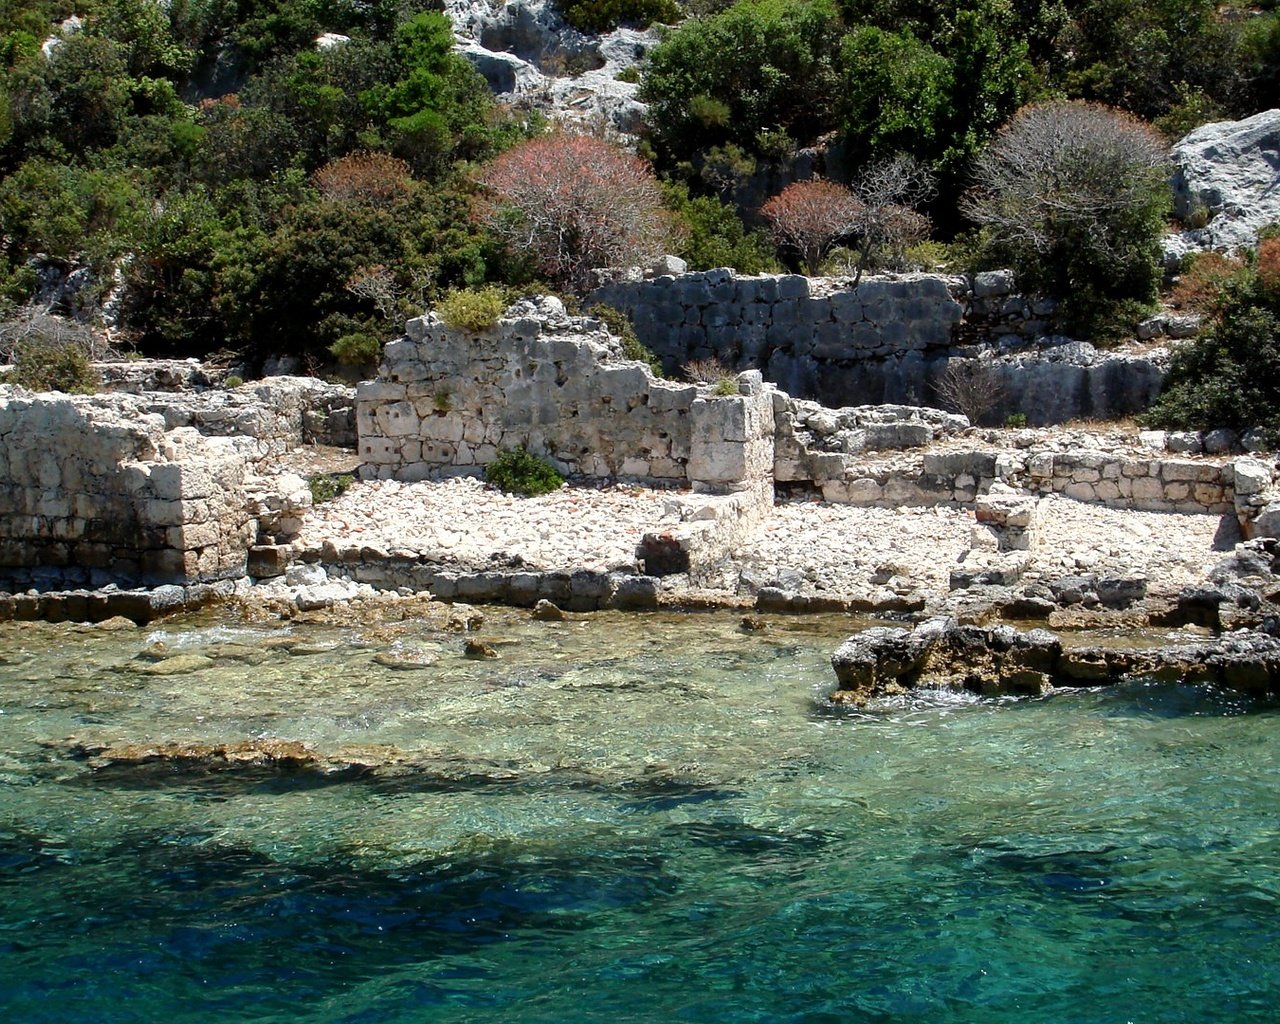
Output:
[{"left": 831, "top": 617, "right": 1280, "bottom": 704}]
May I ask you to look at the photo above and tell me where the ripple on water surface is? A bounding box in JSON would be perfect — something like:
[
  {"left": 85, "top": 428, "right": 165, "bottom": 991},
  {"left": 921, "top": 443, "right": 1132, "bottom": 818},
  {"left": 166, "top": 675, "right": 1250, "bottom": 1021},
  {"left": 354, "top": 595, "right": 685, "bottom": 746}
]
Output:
[{"left": 0, "top": 610, "right": 1279, "bottom": 1024}]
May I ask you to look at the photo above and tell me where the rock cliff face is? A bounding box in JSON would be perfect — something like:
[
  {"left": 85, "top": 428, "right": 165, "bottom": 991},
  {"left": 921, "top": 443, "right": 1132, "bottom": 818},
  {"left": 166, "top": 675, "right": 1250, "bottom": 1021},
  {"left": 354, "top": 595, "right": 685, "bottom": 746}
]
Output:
[{"left": 1168, "top": 108, "right": 1280, "bottom": 260}]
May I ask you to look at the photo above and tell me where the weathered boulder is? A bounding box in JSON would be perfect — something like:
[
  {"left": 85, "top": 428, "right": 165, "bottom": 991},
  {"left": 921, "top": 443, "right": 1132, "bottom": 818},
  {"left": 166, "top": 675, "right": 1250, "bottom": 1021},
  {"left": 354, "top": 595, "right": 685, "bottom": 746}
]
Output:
[{"left": 1169, "top": 109, "right": 1280, "bottom": 255}]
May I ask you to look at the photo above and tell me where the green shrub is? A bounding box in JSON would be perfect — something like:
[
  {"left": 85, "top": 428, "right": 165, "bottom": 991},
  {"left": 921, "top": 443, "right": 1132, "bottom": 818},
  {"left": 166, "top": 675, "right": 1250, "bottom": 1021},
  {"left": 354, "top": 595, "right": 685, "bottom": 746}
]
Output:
[
  {"left": 962, "top": 101, "right": 1170, "bottom": 339},
  {"left": 1004, "top": 412, "right": 1028, "bottom": 428},
  {"left": 309, "top": 473, "right": 355, "bottom": 504},
  {"left": 1146, "top": 262, "right": 1280, "bottom": 439},
  {"left": 660, "top": 181, "right": 778, "bottom": 275},
  {"left": 484, "top": 447, "right": 565, "bottom": 497},
  {"left": 436, "top": 286, "right": 507, "bottom": 331},
  {"left": 9, "top": 336, "right": 101, "bottom": 393},
  {"left": 330, "top": 332, "right": 383, "bottom": 366},
  {"left": 711, "top": 376, "right": 740, "bottom": 396},
  {"left": 639, "top": 0, "right": 843, "bottom": 165},
  {"left": 557, "top": 0, "right": 679, "bottom": 33},
  {"left": 615, "top": 66, "right": 641, "bottom": 84},
  {"left": 587, "top": 304, "right": 663, "bottom": 375},
  {"left": 223, "top": 374, "right": 244, "bottom": 388}
]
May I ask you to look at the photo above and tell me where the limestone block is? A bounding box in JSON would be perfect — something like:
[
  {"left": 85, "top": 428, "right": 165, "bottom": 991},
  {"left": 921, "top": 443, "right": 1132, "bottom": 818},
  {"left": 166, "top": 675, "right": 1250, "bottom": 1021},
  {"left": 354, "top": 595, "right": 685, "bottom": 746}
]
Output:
[
  {"left": 1233, "top": 458, "right": 1274, "bottom": 496},
  {"left": 804, "top": 451, "right": 846, "bottom": 481},
  {"left": 166, "top": 520, "right": 224, "bottom": 551},
  {"left": 777, "top": 275, "right": 809, "bottom": 300},
  {"left": 863, "top": 422, "right": 932, "bottom": 449},
  {"left": 143, "top": 498, "right": 186, "bottom": 527},
  {"left": 1130, "top": 476, "right": 1165, "bottom": 501},
  {"left": 1166, "top": 432, "right": 1203, "bottom": 454},
  {"left": 360, "top": 437, "right": 400, "bottom": 464},
  {"left": 846, "top": 478, "right": 885, "bottom": 503},
  {"left": 374, "top": 400, "right": 419, "bottom": 438},
  {"left": 421, "top": 414, "right": 465, "bottom": 443},
  {"left": 1161, "top": 459, "right": 1202, "bottom": 482},
  {"left": 1064, "top": 481, "right": 1097, "bottom": 501},
  {"left": 884, "top": 476, "right": 928, "bottom": 504},
  {"left": 1187, "top": 483, "right": 1218, "bottom": 506},
  {"left": 973, "top": 270, "right": 1015, "bottom": 297},
  {"left": 923, "top": 451, "right": 998, "bottom": 478},
  {"left": 1027, "top": 452, "right": 1054, "bottom": 478},
  {"left": 357, "top": 381, "right": 408, "bottom": 404},
  {"left": 821, "top": 480, "right": 852, "bottom": 502}
]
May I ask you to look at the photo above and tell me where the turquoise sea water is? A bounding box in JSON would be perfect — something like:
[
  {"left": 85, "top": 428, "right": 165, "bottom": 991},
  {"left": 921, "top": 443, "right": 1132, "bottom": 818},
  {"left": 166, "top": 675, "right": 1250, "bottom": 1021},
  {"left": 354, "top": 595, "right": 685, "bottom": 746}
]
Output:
[{"left": 1, "top": 609, "right": 1278, "bottom": 1023}]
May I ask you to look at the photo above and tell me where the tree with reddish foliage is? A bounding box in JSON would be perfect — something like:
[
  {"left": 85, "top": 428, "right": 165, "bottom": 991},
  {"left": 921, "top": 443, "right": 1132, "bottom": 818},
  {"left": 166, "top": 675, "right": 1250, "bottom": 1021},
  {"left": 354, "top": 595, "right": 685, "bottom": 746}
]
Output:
[
  {"left": 761, "top": 179, "right": 863, "bottom": 276},
  {"left": 475, "top": 132, "right": 672, "bottom": 291},
  {"left": 313, "top": 152, "right": 415, "bottom": 207},
  {"left": 762, "top": 159, "right": 935, "bottom": 281}
]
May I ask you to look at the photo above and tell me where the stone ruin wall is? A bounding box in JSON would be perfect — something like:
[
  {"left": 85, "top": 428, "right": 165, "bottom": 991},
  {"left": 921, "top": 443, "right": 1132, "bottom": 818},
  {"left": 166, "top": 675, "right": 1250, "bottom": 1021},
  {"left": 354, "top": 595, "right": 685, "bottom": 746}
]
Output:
[
  {"left": 0, "top": 393, "right": 255, "bottom": 587},
  {"left": 0, "top": 377, "right": 354, "bottom": 590},
  {"left": 356, "top": 303, "right": 775, "bottom": 498},
  {"left": 355, "top": 307, "right": 1280, "bottom": 535},
  {"left": 589, "top": 269, "right": 1164, "bottom": 423}
]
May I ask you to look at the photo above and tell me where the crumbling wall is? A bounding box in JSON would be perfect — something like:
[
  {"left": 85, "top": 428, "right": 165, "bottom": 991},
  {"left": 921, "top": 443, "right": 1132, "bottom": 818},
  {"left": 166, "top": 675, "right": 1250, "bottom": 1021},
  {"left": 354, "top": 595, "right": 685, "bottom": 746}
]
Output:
[
  {"left": 0, "top": 391, "right": 257, "bottom": 587},
  {"left": 356, "top": 301, "right": 775, "bottom": 492}
]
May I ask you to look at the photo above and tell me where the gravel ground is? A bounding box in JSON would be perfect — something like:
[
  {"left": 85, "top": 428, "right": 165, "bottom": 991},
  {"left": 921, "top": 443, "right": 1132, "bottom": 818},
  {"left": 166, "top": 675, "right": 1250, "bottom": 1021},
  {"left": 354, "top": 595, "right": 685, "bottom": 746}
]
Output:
[
  {"left": 301, "top": 478, "right": 1235, "bottom": 599},
  {"left": 299, "top": 476, "right": 680, "bottom": 572}
]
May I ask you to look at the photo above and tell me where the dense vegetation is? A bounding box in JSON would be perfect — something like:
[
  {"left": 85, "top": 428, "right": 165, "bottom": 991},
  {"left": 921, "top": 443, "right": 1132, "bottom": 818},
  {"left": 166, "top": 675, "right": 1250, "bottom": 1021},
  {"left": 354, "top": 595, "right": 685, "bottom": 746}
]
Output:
[
  {"left": 1146, "top": 236, "right": 1280, "bottom": 439},
  {"left": 0, "top": 0, "right": 1277, "bottom": 373}
]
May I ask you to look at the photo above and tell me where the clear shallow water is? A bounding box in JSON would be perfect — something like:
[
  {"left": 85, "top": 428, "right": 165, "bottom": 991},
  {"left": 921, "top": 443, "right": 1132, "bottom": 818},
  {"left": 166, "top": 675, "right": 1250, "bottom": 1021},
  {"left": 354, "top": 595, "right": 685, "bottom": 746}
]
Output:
[{"left": 1, "top": 610, "right": 1278, "bottom": 1023}]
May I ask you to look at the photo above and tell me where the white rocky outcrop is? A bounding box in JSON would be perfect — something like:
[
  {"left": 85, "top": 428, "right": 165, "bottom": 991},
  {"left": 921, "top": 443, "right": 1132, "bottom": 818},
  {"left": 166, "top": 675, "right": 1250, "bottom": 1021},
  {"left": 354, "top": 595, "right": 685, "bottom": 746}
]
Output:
[
  {"left": 1167, "top": 108, "right": 1280, "bottom": 260},
  {"left": 444, "top": 0, "right": 659, "bottom": 135}
]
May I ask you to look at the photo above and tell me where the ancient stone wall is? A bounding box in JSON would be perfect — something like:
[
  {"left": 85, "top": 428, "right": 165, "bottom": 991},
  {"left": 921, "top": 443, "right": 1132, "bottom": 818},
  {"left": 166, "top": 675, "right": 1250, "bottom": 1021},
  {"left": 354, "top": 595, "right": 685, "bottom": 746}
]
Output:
[
  {"left": 0, "top": 391, "right": 258, "bottom": 587},
  {"left": 143, "top": 377, "right": 357, "bottom": 455},
  {"left": 589, "top": 268, "right": 1163, "bottom": 421},
  {"left": 356, "top": 301, "right": 776, "bottom": 496}
]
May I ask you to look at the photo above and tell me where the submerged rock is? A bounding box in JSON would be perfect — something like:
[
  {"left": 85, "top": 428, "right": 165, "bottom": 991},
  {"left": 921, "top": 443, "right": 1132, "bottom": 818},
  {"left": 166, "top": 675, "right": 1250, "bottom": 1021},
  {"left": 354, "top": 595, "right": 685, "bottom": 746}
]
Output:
[
  {"left": 140, "top": 654, "right": 216, "bottom": 675},
  {"left": 532, "top": 599, "right": 567, "bottom": 621},
  {"left": 464, "top": 638, "right": 499, "bottom": 659}
]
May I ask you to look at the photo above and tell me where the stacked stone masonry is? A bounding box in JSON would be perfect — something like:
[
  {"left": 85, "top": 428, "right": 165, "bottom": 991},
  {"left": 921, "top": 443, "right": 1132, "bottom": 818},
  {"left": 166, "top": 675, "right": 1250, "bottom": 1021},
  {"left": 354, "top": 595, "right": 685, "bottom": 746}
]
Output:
[
  {"left": 0, "top": 392, "right": 256, "bottom": 587},
  {"left": 357, "top": 300, "right": 775, "bottom": 496},
  {"left": 589, "top": 268, "right": 1163, "bottom": 421},
  {"left": 356, "top": 306, "right": 1278, "bottom": 533}
]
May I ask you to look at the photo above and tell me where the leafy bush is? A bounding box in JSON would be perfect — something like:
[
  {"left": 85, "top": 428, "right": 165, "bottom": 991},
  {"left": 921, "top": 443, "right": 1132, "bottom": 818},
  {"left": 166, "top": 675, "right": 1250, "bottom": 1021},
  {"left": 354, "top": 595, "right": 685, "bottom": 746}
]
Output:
[
  {"left": 661, "top": 182, "right": 777, "bottom": 274},
  {"left": 1170, "top": 251, "right": 1248, "bottom": 316},
  {"left": 437, "top": 287, "right": 507, "bottom": 331},
  {"left": 639, "top": 0, "right": 842, "bottom": 166},
  {"left": 484, "top": 447, "right": 565, "bottom": 496},
  {"left": 961, "top": 100, "right": 1169, "bottom": 337},
  {"left": 476, "top": 132, "right": 671, "bottom": 292},
  {"left": 1146, "top": 247, "right": 1280, "bottom": 438},
  {"left": 309, "top": 473, "right": 355, "bottom": 504},
  {"left": 557, "top": 0, "right": 679, "bottom": 33},
  {"left": 9, "top": 335, "right": 101, "bottom": 393},
  {"left": 223, "top": 374, "right": 244, "bottom": 388},
  {"left": 330, "top": 332, "right": 383, "bottom": 366}
]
